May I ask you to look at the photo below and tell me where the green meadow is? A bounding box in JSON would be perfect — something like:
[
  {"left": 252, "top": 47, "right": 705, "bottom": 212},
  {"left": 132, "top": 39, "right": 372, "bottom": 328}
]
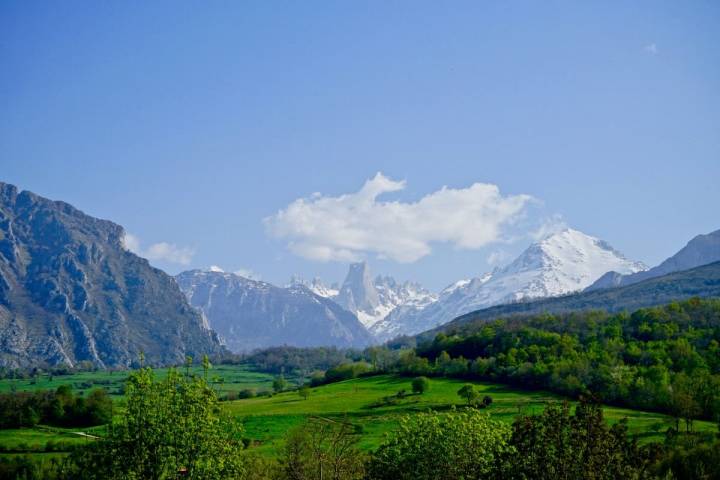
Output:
[
  {"left": 0, "top": 364, "right": 277, "bottom": 398},
  {"left": 1, "top": 367, "right": 715, "bottom": 460},
  {"left": 226, "top": 373, "right": 716, "bottom": 454}
]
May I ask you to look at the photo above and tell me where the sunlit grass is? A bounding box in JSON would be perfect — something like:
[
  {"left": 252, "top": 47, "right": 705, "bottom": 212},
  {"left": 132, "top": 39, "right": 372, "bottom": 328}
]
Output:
[{"left": 227, "top": 374, "right": 717, "bottom": 454}]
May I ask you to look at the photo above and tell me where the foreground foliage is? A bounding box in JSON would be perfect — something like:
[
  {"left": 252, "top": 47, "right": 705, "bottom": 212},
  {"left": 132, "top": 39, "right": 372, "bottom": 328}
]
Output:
[
  {"left": 67, "top": 365, "right": 247, "bottom": 479},
  {"left": 367, "top": 409, "right": 513, "bottom": 480},
  {"left": 505, "top": 399, "right": 652, "bottom": 479},
  {"left": 282, "top": 418, "right": 365, "bottom": 480}
]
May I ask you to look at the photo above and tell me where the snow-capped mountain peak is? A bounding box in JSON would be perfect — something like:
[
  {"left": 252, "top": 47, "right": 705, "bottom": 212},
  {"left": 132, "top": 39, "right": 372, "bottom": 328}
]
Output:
[
  {"left": 373, "top": 228, "right": 646, "bottom": 341},
  {"left": 497, "top": 228, "right": 647, "bottom": 293}
]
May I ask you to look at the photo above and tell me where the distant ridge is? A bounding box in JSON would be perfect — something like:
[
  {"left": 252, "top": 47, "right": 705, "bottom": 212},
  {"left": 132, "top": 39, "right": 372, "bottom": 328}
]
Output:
[
  {"left": 176, "top": 269, "right": 373, "bottom": 352},
  {"left": 418, "top": 261, "right": 720, "bottom": 340},
  {"left": 587, "top": 228, "right": 720, "bottom": 291}
]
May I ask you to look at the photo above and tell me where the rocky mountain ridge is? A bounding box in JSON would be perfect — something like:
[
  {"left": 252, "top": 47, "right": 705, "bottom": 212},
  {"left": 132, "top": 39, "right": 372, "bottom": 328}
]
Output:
[
  {"left": 0, "top": 182, "right": 222, "bottom": 368},
  {"left": 176, "top": 269, "right": 373, "bottom": 352}
]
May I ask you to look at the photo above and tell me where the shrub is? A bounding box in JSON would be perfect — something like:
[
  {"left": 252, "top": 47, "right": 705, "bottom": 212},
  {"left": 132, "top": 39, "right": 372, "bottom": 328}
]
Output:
[
  {"left": 411, "top": 376, "right": 430, "bottom": 394},
  {"left": 238, "top": 388, "right": 257, "bottom": 399}
]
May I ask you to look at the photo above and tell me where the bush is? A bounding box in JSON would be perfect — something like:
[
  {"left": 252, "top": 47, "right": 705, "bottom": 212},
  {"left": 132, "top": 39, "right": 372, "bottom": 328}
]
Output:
[
  {"left": 411, "top": 376, "right": 430, "bottom": 394},
  {"left": 238, "top": 388, "right": 257, "bottom": 399},
  {"left": 309, "top": 371, "right": 326, "bottom": 387}
]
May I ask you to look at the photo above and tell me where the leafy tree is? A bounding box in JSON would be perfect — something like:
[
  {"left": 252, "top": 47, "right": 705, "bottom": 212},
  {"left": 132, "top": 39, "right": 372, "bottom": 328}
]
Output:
[
  {"left": 273, "top": 375, "right": 288, "bottom": 394},
  {"left": 411, "top": 376, "right": 430, "bottom": 395},
  {"left": 67, "top": 367, "right": 247, "bottom": 479},
  {"left": 282, "top": 418, "right": 365, "bottom": 480},
  {"left": 84, "top": 388, "right": 113, "bottom": 425},
  {"left": 457, "top": 384, "right": 479, "bottom": 405},
  {"left": 504, "top": 399, "right": 651, "bottom": 479},
  {"left": 298, "top": 385, "right": 311, "bottom": 401},
  {"left": 481, "top": 395, "right": 493, "bottom": 407},
  {"left": 656, "top": 434, "right": 720, "bottom": 479},
  {"left": 367, "top": 409, "right": 513, "bottom": 480}
]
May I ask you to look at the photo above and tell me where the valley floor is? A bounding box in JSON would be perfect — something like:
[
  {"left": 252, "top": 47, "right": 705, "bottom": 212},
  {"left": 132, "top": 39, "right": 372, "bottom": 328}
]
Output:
[
  {"left": 226, "top": 373, "right": 716, "bottom": 454},
  {"left": 1, "top": 368, "right": 715, "bottom": 460}
]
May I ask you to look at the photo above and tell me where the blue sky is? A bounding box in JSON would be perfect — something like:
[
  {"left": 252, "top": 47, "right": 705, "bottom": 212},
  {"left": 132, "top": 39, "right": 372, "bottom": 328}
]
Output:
[{"left": 2, "top": 1, "right": 719, "bottom": 290}]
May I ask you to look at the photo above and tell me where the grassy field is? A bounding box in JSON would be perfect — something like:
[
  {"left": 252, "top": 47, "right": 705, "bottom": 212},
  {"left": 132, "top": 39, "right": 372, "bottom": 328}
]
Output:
[
  {"left": 1, "top": 368, "right": 716, "bottom": 460},
  {"left": 0, "top": 364, "right": 278, "bottom": 398},
  {"left": 0, "top": 364, "right": 279, "bottom": 457},
  {"left": 227, "top": 374, "right": 718, "bottom": 454}
]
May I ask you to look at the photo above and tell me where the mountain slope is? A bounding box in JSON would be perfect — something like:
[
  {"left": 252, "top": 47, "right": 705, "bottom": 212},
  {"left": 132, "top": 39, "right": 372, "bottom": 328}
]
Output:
[
  {"left": 379, "top": 229, "right": 645, "bottom": 339},
  {"left": 176, "top": 270, "right": 373, "bottom": 352},
  {"left": 419, "top": 261, "right": 720, "bottom": 340},
  {"left": 0, "top": 182, "right": 222, "bottom": 369},
  {"left": 587, "top": 229, "right": 720, "bottom": 291}
]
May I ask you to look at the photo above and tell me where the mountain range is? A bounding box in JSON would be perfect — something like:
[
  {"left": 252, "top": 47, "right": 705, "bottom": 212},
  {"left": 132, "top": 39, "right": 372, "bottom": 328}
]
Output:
[
  {"left": 1, "top": 180, "right": 718, "bottom": 366},
  {"left": 365, "top": 229, "right": 646, "bottom": 340},
  {"left": 296, "top": 262, "right": 437, "bottom": 332},
  {"left": 175, "top": 269, "right": 372, "bottom": 351},
  {"left": 421, "top": 260, "right": 720, "bottom": 341},
  {"left": 0, "top": 182, "right": 222, "bottom": 369}
]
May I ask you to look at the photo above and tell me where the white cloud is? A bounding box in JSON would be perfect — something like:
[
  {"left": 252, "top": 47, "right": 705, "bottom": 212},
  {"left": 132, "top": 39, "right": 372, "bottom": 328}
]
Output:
[
  {"left": 265, "top": 172, "right": 533, "bottom": 263},
  {"left": 208, "top": 265, "right": 225, "bottom": 272},
  {"left": 487, "top": 250, "right": 512, "bottom": 266},
  {"left": 530, "top": 214, "right": 568, "bottom": 241},
  {"left": 644, "top": 43, "right": 658, "bottom": 55},
  {"left": 122, "top": 233, "right": 195, "bottom": 265}
]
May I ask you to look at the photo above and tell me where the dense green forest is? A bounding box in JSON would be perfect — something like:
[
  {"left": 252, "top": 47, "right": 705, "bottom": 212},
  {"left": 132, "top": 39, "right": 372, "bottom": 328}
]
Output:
[{"left": 409, "top": 297, "right": 720, "bottom": 425}]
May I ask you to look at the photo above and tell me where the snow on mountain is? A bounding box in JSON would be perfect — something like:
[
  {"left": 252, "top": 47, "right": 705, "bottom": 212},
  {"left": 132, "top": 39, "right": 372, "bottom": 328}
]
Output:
[
  {"left": 375, "top": 228, "right": 646, "bottom": 341},
  {"left": 290, "top": 275, "right": 340, "bottom": 298},
  {"left": 294, "top": 263, "right": 437, "bottom": 333}
]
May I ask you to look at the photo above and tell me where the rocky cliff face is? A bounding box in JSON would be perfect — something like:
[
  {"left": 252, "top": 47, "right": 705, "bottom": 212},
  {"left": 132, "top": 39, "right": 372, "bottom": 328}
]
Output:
[
  {"left": 0, "top": 182, "right": 222, "bottom": 368},
  {"left": 335, "top": 262, "right": 381, "bottom": 316},
  {"left": 176, "top": 269, "right": 373, "bottom": 352}
]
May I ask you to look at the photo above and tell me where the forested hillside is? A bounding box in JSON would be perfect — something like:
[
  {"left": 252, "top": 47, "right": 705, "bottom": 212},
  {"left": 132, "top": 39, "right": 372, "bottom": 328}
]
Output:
[{"left": 412, "top": 297, "right": 720, "bottom": 422}]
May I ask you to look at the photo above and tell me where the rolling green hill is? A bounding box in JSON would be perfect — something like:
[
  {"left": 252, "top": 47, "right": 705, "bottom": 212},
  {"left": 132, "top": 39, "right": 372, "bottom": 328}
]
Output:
[{"left": 225, "top": 374, "right": 716, "bottom": 455}]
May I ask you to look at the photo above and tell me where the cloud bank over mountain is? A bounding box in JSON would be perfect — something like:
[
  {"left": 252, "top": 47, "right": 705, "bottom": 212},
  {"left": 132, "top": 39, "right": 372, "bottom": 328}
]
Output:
[{"left": 265, "top": 172, "right": 533, "bottom": 263}]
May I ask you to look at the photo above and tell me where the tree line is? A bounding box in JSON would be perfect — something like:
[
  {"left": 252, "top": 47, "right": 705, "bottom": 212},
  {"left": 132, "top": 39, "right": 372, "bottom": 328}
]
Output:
[
  {"left": 269, "top": 298, "right": 719, "bottom": 430},
  {"left": 0, "top": 385, "right": 112, "bottom": 429}
]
